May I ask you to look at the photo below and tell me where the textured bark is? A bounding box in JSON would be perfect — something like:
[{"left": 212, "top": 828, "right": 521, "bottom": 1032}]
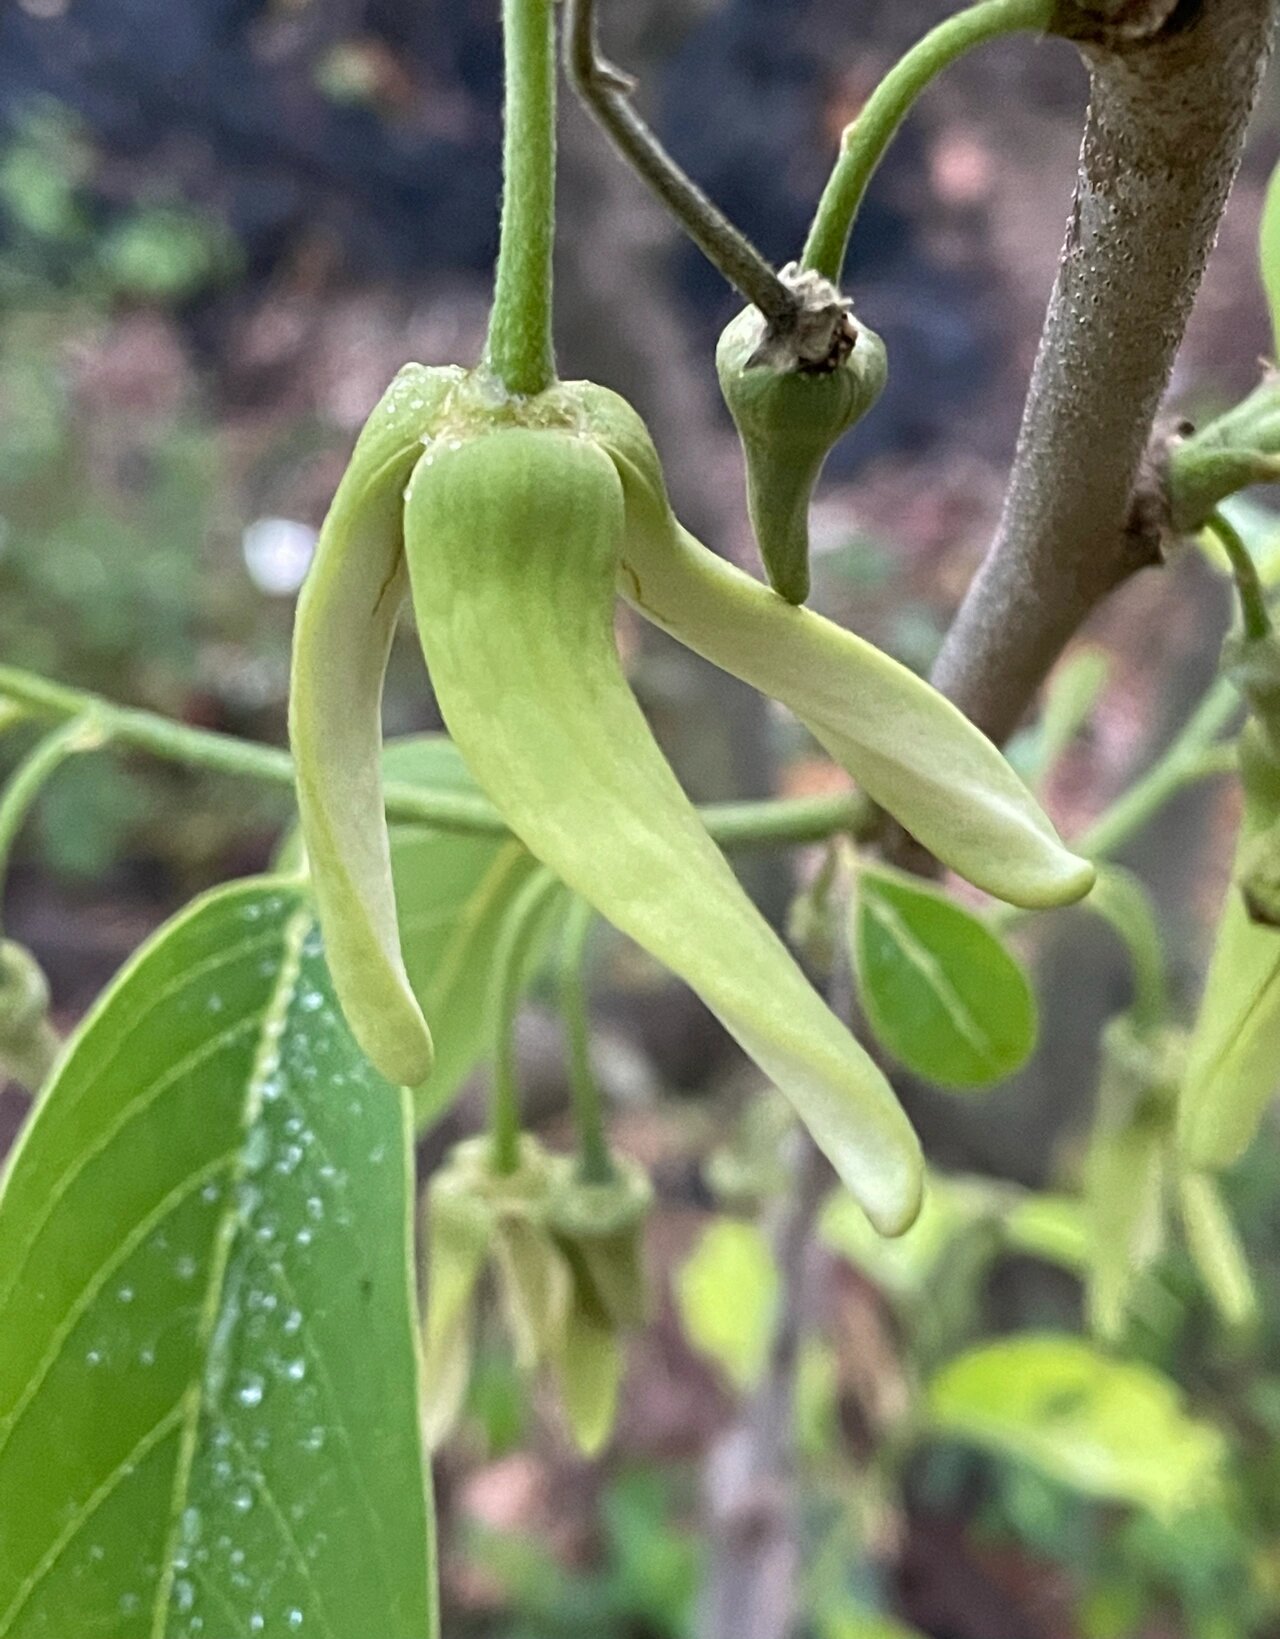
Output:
[
  {"left": 932, "top": 0, "right": 1278, "bottom": 744},
  {"left": 698, "top": 1135, "right": 827, "bottom": 1639}
]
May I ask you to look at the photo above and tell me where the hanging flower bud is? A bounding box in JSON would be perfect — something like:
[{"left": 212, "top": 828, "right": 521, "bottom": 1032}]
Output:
[
  {"left": 420, "top": 1134, "right": 570, "bottom": 1448},
  {"left": 716, "top": 265, "right": 887, "bottom": 605},
  {"left": 403, "top": 395, "right": 922, "bottom": 1236},
  {"left": 546, "top": 1155, "right": 652, "bottom": 1331}
]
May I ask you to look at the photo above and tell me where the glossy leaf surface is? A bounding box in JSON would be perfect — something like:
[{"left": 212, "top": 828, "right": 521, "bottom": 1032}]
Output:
[
  {"left": 852, "top": 867, "right": 1037, "bottom": 1089},
  {"left": 0, "top": 877, "right": 434, "bottom": 1639}
]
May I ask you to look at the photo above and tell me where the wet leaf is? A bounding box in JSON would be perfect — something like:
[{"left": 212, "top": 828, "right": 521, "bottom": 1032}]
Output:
[
  {"left": 927, "top": 1335, "right": 1225, "bottom": 1519},
  {"left": 0, "top": 876, "right": 435, "bottom": 1638},
  {"left": 851, "top": 866, "right": 1037, "bottom": 1089}
]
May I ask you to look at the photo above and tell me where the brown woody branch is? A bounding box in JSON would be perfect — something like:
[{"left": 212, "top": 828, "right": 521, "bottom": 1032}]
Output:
[{"left": 931, "top": 0, "right": 1278, "bottom": 746}]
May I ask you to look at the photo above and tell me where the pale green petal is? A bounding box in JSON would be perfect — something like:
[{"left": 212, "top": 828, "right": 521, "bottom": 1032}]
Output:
[
  {"left": 623, "top": 519, "right": 1092, "bottom": 910},
  {"left": 289, "top": 365, "right": 461, "bottom": 1086},
  {"left": 568, "top": 381, "right": 1090, "bottom": 910},
  {"left": 405, "top": 426, "right": 922, "bottom": 1236}
]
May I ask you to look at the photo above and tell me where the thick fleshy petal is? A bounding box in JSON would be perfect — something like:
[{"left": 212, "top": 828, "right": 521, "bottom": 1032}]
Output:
[
  {"left": 568, "top": 382, "right": 1091, "bottom": 910},
  {"left": 405, "top": 426, "right": 923, "bottom": 1236},
  {"left": 621, "top": 512, "right": 1092, "bottom": 910},
  {"left": 289, "top": 365, "right": 461, "bottom": 1086}
]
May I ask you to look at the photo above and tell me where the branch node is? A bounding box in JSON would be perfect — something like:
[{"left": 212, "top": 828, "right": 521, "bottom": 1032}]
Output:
[{"left": 1050, "top": 0, "right": 1184, "bottom": 47}]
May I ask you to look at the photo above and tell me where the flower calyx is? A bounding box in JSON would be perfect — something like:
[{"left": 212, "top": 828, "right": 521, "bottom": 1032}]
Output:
[{"left": 717, "top": 264, "right": 886, "bottom": 604}]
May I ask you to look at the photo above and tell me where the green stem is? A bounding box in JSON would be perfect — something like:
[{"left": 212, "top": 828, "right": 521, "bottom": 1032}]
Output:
[
  {"left": 558, "top": 896, "right": 615, "bottom": 1185},
  {"left": 1207, "top": 508, "right": 1273, "bottom": 641},
  {"left": 484, "top": 0, "right": 558, "bottom": 396},
  {"left": 1088, "top": 866, "right": 1168, "bottom": 1029},
  {"left": 992, "top": 682, "right": 1241, "bottom": 936},
  {"left": 802, "top": 0, "right": 1054, "bottom": 283},
  {"left": 490, "top": 869, "right": 565, "bottom": 1175},
  {"left": 564, "top": 0, "right": 797, "bottom": 327},
  {"left": 0, "top": 664, "right": 877, "bottom": 850},
  {"left": 1077, "top": 677, "right": 1241, "bottom": 861},
  {"left": 0, "top": 714, "right": 107, "bottom": 928}
]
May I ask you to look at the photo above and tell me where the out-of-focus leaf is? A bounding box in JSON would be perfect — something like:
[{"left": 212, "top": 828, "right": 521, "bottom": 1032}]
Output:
[
  {"left": 926, "top": 1335, "right": 1225, "bottom": 1519},
  {"left": 1009, "top": 647, "right": 1110, "bottom": 787},
  {"left": 1178, "top": 1171, "right": 1258, "bottom": 1329},
  {"left": 674, "top": 1219, "right": 777, "bottom": 1392},
  {"left": 820, "top": 1177, "right": 989, "bottom": 1300},
  {"left": 851, "top": 866, "right": 1037, "bottom": 1089},
  {"left": 821, "top": 1608, "right": 927, "bottom": 1639},
  {"left": 1001, "top": 1193, "right": 1089, "bottom": 1273},
  {"left": 0, "top": 876, "right": 435, "bottom": 1638},
  {"left": 1260, "top": 157, "right": 1280, "bottom": 356}
]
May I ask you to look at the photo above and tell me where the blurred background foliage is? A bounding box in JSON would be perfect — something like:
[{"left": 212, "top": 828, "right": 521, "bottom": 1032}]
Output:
[{"left": 4, "top": 1, "right": 1280, "bottom": 1634}]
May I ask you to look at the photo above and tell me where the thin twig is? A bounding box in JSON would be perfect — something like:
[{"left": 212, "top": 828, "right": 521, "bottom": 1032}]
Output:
[
  {"left": 0, "top": 664, "right": 877, "bottom": 851},
  {"left": 563, "top": 0, "right": 799, "bottom": 328}
]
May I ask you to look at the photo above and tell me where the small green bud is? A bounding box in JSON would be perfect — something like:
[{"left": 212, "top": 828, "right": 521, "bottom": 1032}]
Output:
[
  {"left": 1168, "top": 371, "right": 1280, "bottom": 533},
  {"left": 547, "top": 1156, "right": 652, "bottom": 1330},
  {"left": 1239, "top": 820, "right": 1280, "bottom": 927},
  {"left": 717, "top": 266, "right": 887, "bottom": 605}
]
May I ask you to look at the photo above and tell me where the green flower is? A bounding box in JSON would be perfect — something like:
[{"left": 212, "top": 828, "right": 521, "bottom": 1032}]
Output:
[{"left": 290, "top": 364, "right": 1093, "bottom": 1236}]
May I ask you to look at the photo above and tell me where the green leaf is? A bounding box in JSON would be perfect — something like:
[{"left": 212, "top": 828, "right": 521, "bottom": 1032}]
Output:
[
  {"left": 851, "top": 865, "right": 1037, "bottom": 1089},
  {"left": 926, "top": 1335, "right": 1225, "bottom": 1519},
  {"left": 820, "top": 1609, "right": 927, "bottom": 1639},
  {"left": 0, "top": 876, "right": 435, "bottom": 1638},
  {"left": 674, "top": 1219, "right": 778, "bottom": 1392},
  {"left": 1261, "top": 157, "right": 1280, "bottom": 356},
  {"left": 1000, "top": 1193, "right": 1089, "bottom": 1273}
]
